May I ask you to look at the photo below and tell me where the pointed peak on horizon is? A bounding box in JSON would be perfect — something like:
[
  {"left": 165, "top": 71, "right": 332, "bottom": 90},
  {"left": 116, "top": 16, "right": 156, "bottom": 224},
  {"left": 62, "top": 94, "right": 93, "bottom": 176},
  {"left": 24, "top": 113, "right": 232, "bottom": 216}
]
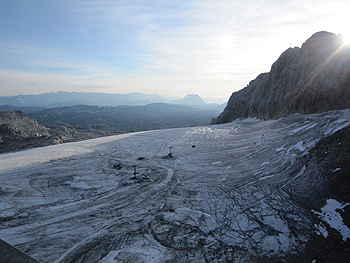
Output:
[{"left": 180, "top": 94, "right": 206, "bottom": 105}]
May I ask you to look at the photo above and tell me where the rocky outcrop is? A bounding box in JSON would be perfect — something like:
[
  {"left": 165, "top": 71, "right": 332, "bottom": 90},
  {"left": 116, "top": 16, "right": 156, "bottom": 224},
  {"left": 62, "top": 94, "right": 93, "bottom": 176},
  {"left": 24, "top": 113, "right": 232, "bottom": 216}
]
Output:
[
  {"left": 0, "top": 110, "right": 52, "bottom": 152},
  {"left": 212, "top": 31, "right": 350, "bottom": 124},
  {"left": 0, "top": 110, "right": 111, "bottom": 153},
  {"left": 0, "top": 110, "right": 50, "bottom": 138}
]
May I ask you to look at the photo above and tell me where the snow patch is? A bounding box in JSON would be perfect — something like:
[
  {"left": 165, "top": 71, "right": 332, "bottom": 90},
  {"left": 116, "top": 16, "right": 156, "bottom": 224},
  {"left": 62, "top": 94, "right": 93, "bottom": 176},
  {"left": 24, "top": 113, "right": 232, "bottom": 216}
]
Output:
[
  {"left": 289, "top": 123, "right": 318, "bottom": 135},
  {"left": 314, "top": 223, "right": 328, "bottom": 238},
  {"left": 211, "top": 161, "right": 222, "bottom": 165},
  {"left": 99, "top": 240, "right": 169, "bottom": 263},
  {"left": 259, "top": 174, "right": 276, "bottom": 181},
  {"left": 324, "top": 118, "right": 350, "bottom": 136},
  {"left": 287, "top": 141, "right": 305, "bottom": 154},
  {"left": 294, "top": 141, "right": 305, "bottom": 151},
  {"left": 261, "top": 162, "right": 271, "bottom": 166},
  {"left": 312, "top": 199, "right": 350, "bottom": 241},
  {"left": 276, "top": 144, "right": 285, "bottom": 152}
]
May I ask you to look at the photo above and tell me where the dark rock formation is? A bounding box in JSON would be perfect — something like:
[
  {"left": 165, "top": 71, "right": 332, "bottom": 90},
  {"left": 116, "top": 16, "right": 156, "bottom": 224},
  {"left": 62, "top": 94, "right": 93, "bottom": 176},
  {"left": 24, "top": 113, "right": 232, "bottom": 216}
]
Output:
[
  {"left": 0, "top": 239, "right": 39, "bottom": 263},
  {"left": 310, "top": 124, "right": 350, "bottom": 203},
  {"left": 212, "top": 31, "right": 350, "bottom": 124}
]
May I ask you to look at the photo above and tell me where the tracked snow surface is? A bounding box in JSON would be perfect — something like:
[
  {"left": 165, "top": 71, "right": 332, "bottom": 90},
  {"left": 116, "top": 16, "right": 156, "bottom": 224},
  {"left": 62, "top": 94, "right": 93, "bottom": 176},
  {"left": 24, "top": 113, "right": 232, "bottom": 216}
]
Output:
[{"left": 1, "top": 110, "right": 350, "bottom": 262}]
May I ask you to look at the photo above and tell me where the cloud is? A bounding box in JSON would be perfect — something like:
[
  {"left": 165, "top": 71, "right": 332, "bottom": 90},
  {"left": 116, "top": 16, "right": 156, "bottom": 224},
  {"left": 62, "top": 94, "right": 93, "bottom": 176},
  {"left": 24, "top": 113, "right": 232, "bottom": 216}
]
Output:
[
  {"left": 137, "top": 0, "right": 349, "bottom": 79},
  {"left": 1, "top": 0, "right": 349, "bottom": 98}
]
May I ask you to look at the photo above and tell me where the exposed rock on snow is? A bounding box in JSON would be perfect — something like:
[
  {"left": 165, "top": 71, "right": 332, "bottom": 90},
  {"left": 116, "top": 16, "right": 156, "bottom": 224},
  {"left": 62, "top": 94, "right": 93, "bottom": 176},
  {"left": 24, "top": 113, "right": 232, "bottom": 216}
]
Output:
[{"left": 0, "top": 110, "right": 350, "bottom": 262}]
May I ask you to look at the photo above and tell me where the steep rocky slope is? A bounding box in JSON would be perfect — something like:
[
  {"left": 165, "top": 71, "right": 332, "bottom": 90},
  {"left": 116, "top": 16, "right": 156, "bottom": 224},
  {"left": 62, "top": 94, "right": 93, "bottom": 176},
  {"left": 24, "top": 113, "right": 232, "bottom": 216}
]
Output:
[{"left": 212, "top": 31, "right": 350, "bottom": 124}]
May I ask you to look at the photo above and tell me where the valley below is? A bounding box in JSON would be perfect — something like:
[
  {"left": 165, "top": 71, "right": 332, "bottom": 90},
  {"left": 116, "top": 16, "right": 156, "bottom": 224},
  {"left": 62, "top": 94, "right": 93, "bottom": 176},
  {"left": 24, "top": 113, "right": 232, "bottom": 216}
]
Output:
[{"left": 1, "top": 110, "right": 350, "bottom": 262}]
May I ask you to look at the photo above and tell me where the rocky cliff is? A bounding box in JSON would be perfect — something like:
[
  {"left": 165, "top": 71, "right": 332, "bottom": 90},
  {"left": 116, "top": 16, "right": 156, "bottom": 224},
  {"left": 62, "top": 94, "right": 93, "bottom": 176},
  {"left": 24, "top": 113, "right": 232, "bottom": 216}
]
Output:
[{"left": 212, "top": 31, "right": 350, "bottom": 124}]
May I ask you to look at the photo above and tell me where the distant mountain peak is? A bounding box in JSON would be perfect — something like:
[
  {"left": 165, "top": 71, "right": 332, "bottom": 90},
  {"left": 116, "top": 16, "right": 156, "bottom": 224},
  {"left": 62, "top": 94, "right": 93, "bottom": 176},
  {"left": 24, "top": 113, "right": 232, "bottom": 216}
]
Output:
[{"left": 180, "top": 94, "right": 206, "bottom": 105}]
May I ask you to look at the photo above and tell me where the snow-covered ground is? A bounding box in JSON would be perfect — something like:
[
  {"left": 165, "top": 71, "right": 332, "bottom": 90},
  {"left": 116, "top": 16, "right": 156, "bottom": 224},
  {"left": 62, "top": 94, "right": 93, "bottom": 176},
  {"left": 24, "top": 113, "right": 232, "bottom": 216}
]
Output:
[{"left": 1, "top": 110, "right": 350, "bottom": 262}]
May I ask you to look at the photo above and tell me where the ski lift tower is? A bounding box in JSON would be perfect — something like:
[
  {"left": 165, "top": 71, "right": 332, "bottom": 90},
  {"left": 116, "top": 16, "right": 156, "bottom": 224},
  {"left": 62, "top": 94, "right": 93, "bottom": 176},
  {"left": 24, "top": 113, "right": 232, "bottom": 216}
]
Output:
[
  {"left": 168, "top": 146, "right": 173, "bottom": 157},
  {"left": 132, "top": 165, "right": 139, "bottom": 179}
]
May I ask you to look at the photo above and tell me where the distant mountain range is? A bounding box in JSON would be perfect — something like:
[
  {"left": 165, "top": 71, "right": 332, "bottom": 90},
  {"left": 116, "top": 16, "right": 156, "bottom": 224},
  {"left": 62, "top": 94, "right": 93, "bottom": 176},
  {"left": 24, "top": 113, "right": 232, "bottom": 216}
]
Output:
[
  {"left": 0, "top": 91, "right": 169, "bottom": 107},
  {"left": 0, "top": 92, "right": 226, "bottom": 112},
  {"left": 212, "top": 31, "right": 350, "bottom": 124}
]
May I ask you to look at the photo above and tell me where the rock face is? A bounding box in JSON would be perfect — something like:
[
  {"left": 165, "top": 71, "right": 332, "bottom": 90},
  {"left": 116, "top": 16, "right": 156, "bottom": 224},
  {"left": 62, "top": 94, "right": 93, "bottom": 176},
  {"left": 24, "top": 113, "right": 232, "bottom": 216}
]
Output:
[{"left": 212, "top": 31, "right": 350, "bottom": 124}]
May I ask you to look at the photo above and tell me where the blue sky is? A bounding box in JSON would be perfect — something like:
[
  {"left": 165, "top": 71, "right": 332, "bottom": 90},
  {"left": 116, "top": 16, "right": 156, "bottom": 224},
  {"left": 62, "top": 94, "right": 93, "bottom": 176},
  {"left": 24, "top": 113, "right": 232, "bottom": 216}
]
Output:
[{"left": 0, "top": 0, "right": 349, "bottom": 102}]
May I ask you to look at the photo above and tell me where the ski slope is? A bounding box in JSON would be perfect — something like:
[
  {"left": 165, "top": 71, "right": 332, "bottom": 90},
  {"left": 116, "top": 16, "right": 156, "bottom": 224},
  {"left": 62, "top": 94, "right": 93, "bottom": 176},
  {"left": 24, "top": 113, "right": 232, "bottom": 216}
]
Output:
[{"left": 1, "top": 110, "right": 350, "bottom": 262}]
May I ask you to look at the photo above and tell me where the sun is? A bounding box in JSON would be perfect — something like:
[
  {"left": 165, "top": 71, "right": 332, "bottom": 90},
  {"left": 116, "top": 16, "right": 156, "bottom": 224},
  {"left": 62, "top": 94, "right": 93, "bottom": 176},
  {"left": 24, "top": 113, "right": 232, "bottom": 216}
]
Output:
[
  {"left": 321, "top": 1, "right": 350, "bottom": 46},
  {"left": 341, "top": 33, "right": 350, "bottom": 45}
]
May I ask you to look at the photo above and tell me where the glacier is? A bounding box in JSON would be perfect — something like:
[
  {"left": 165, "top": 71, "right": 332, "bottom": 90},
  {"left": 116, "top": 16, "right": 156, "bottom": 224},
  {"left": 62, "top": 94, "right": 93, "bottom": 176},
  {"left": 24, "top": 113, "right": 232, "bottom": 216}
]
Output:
[{"left": 1, "top": 110, "right": 350, "bottom": 262}]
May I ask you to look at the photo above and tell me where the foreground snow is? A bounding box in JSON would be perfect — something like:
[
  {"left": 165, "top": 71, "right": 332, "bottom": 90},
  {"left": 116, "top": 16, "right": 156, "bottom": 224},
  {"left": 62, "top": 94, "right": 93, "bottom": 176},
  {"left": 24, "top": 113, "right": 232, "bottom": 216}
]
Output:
[{"left": 0, "top": 110, "right": 350, "bottom": 262}]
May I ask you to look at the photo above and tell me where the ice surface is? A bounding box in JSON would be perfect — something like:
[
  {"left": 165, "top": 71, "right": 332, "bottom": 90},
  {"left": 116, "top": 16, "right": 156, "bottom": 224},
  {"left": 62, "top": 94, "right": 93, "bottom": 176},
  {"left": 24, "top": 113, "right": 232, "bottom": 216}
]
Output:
[
  {"left": 288, "top": 123, "right": 318, "bottom": 135},
  {"left": 1, "top": 110, "right": 350, "bottom": 262}
]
